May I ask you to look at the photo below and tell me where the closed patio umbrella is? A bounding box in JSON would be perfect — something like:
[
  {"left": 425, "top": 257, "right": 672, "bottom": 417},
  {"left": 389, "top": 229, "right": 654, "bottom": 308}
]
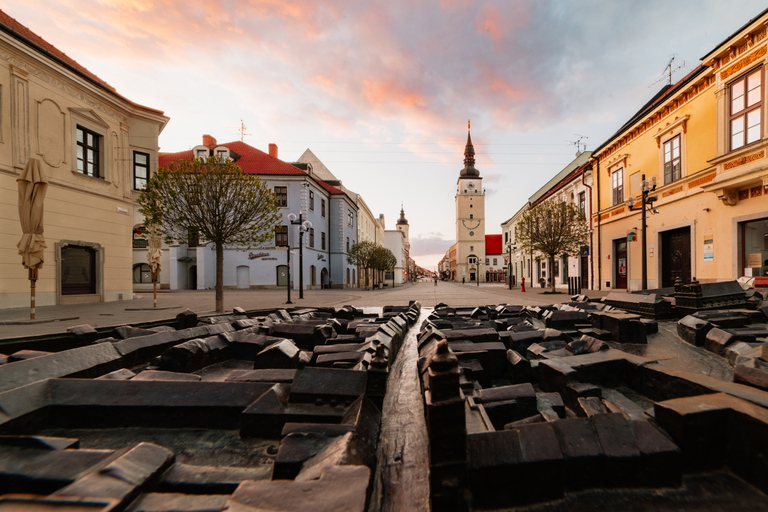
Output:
[{"left": 17, "top": 158, "right": 48, "bottom": 319}]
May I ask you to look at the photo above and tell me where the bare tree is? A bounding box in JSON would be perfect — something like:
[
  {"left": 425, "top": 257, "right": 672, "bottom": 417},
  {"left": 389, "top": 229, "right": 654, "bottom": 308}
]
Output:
[
  {"left": 138, "top": 156, "right": 281, "bottom": 312},
  {"left": 516, "top": 201, "right": 588, "bottom": 293}
]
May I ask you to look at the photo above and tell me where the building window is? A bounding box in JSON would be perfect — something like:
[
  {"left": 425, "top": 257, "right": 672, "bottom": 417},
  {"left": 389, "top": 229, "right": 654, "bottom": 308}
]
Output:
[
  {"left": 493, "top": 258, "right": 497, "bottom": 265},
  {"left": 322, "top": 232, "right": 326, "bottom": 250},
  {"left": 76, "top": 126, "right": 101, "bottom": 178},
  {"left": 196, "top": 149, "right": 208, "bottom": 160},
  {"left": 348, "top": 211, "right": 354, "bottom": 226},
  {"left": 730, "top": 67, "right": 762, "bottom": 151},
  {"left": 346, "top": 237, "right": 350, "bottom": 252},
  {"left": 309, "top": 227, "right": 314, "bottom": 248},
  {"left": 187, "top": 227, "right": 199, "bottom": 248},
  {"left": 321, "top": 199, "right": 326, "bottom": 217},
  {"left": 309, "top": 190, "right": 314, "bottom": 211},
  {"left": 504, "top": 232, "right": 509, "bottom": 243},
  {"left": 275, "top": 225, "right": 288, "bottom": 247},
  {"left": 216, "top": 149, "right": 228, "bottom": 162},
  {"left": 663, "top": 135, "right": 682, "bottom": 184},
  {"left": 133, "top": 263, "right": 153, "bottom": 284},
  {"left": 485, "top": 258, "right": 489, "bottom": 265},
  {"left": 469, "top": 214, "right": 474, "bottom": 219},
  {"left": 578, "top": 191, "right": 586, "bottom": 217},
  {"left": 611, "top": 168, "right": 624, "bottom": 206},
  {"left": 468, "top": 256, "right": 477, "bottom": 264},
  {"left": 133, "top": 151, "right": 149, "bottom": 190},
  {"left": 275, "top": 186, "right": 287, "bottom": 207}
]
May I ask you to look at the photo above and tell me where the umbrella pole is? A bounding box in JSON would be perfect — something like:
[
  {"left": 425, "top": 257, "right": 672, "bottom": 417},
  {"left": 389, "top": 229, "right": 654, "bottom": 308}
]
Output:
[
  {"left": 29, "top": 267, "right": 37, "bottom": 320},
  {"left": 152, "top": 269, "right": 158, "bottom": 308}
]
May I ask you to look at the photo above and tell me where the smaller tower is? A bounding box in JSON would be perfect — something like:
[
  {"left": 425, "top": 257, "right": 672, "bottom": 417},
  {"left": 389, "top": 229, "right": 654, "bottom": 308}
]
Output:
[{"left": 396, "top": 204, "right": 410, "bottom": 253}]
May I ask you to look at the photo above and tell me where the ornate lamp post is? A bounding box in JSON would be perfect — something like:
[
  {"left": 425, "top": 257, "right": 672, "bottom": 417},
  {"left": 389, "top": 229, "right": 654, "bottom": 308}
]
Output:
[
  {"left": 627, "top": 174, "right": 658, "bottom": 291},
  {"left": 287, "top": 212, "right": 312, "bottom": 299}
]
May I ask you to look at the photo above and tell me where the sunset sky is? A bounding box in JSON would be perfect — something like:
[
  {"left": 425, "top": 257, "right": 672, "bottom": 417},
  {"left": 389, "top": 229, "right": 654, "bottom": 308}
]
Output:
[{"left": 5, "top": 1, "right": 766, "bottom": 270}]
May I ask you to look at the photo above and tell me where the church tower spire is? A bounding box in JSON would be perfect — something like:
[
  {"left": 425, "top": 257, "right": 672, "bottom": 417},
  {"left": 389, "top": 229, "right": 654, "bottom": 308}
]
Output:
[{"left": 460, "top": 121, "right": 479, "bottom": 178}]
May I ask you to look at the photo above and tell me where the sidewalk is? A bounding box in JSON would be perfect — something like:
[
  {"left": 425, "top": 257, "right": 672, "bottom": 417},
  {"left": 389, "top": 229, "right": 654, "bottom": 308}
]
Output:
[{"left": 0, "top": 281, "right": 610, "bottom": 339}]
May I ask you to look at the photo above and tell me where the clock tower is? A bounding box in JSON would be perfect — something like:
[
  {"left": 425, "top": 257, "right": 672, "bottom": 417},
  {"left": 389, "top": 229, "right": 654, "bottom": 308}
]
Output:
[{"left": 455, "top": 124, "right": 485, "bottom": 282}]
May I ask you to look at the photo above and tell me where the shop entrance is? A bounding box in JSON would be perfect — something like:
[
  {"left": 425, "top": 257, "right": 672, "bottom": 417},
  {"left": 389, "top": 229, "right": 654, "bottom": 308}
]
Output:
[{"left": 614, "top": 239, "right": 627, "bottom": 289}]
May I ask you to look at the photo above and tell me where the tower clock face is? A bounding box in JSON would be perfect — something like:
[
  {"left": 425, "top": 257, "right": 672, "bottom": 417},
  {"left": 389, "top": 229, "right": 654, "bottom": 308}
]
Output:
[{"left": 462, "top": 219, "right": 481, "bottom": 230}]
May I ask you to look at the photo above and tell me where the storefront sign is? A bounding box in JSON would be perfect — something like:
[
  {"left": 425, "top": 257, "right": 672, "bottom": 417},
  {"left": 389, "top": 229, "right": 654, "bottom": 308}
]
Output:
[{"left": 748, "top": 253, "right": 762, "bottom": 267}]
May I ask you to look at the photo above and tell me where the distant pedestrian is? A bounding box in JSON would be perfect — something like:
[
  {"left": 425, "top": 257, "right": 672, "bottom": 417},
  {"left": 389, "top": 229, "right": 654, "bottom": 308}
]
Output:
[
  {"left": 434, "top": 277, "right": 437, "bottom": 286},
  {"left": 462, "top": 277, "right": 465, "bottom": 284}
]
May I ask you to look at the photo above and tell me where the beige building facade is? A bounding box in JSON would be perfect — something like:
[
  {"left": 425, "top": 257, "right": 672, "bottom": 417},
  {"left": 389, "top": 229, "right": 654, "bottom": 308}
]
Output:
[{"left": 0, "top": 11, "right": 168, "bottom": 308}]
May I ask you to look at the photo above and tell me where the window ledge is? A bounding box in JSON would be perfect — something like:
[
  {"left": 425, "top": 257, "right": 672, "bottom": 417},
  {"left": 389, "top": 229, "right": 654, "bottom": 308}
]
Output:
[
  {"left": 71, "top": 169, "right": 109, "bottom": 184},
  {"left": 708, "top": 139, "right": 768, "bottom": 166}
]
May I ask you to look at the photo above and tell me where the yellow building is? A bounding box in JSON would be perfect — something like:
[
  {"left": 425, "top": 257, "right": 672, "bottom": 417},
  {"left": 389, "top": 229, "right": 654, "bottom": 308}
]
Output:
[
  {"left": 0, "top": 10, "right": 168, "bottom": 308},
  {"left": 592, "top": 8, "right": 768, "bottom": 291}
]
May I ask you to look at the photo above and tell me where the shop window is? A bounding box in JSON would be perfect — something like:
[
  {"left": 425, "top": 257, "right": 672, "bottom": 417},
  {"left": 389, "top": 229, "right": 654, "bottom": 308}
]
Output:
[
  {"left": 740, "top": 217, "right": 768, "bottom": 277},
  {"left": 133, "top": 263, "right": 153, "bottom": 283},
  {"left": 61, "top": 245, "right": 96, "bottom": 295}
]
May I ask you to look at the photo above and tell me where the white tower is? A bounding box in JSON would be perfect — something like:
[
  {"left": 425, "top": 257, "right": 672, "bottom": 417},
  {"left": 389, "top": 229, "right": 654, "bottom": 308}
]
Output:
[{"left": 455, "top": 123, "right": 485, "bottom": 282}]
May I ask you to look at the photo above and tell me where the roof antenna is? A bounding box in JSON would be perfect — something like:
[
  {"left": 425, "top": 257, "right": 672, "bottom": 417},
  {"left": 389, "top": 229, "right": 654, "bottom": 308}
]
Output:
[
  {"left": 238, "top": 119, "right": 251, "bottom": 142},
  {"left": 568, "top": 134, "right": 588, "bottom": 156},
  {"left": 649, "top": 55, "right": 686, "bottom": 87}
]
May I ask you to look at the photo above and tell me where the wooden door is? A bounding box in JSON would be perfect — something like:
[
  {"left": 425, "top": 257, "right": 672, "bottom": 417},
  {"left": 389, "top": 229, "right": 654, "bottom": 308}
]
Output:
[{"left": 661, "top": 227, "right": 691, "bottom": 287}]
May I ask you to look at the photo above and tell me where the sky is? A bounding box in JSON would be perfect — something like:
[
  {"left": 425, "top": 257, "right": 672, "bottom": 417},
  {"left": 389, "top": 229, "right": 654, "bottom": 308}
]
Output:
[{"left": 5, "top": 0, "right": 767, "bottom": 271}]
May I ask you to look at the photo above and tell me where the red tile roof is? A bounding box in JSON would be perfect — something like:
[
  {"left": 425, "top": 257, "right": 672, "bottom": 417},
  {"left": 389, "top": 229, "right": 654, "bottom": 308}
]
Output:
[
  {"left": 159, "top": 139, "right": 346, "bottom": 195},
  {"left": 485, "top": 234, "right": 503, "bottom": 255}
]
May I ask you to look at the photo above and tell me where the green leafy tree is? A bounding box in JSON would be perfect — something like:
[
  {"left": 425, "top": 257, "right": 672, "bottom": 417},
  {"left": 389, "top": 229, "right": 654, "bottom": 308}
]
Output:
[
  {"left": 138, "top": 156, "right": 281, "bottom": 312},
  {"left": 372, "top": 245, "right": 397, "bottom": 287},
  {"left": 516, "top": 201, "right": 588, "bottom": 293},
  {"left": 347, "top": 240, "right": 378, "bottom": 290}
]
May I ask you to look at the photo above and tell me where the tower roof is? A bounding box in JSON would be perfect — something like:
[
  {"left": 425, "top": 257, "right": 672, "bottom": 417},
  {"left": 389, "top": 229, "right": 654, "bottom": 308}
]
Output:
[
  {"left": 396, "top": 205, "right": 408, "bottom": 225},
  {"left": 460, "top": 130, "right": 480, "bottom": 178}
]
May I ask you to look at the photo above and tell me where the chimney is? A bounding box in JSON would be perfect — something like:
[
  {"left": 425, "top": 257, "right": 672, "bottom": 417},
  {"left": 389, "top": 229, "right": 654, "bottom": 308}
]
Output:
[
  {"left": 202, "top": 134, "right": 217, "bottom": 147},
  {"left": 269, "top": 143, "right": 278, "bottom": 158}
]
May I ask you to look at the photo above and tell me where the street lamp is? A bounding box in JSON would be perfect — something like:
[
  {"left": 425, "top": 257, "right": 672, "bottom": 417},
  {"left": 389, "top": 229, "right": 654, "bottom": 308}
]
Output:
[
  {"left": 626, "top": 173, "right": 658, "bottom": 291},
  {"left": 287, "top": 212, "right": 312, "bottom": 299}
]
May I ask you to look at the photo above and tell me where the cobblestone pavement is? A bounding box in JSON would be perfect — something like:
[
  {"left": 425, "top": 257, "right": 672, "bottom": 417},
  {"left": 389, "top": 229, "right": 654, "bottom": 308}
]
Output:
[{"left": 0, "top": 281, "right": 610, "bottom": 339}]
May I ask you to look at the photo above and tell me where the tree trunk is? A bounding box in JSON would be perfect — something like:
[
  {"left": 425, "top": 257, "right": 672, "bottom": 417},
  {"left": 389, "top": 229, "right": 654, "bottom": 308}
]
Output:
[
  {"left": 549, "top": 255, "right": 556, "bottom": 293},
  {"left": 215, "top": 242, "right": 224, "bottom": 313},
  {"left": 364, "top": 266, "right": 369, "bottom": 290}
]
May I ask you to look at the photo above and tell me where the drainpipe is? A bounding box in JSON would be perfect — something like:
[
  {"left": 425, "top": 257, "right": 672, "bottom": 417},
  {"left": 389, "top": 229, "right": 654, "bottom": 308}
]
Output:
[
  {"left": 594, "top": 155, "right": 602, "bottom": 290},
  {"left": 582, "top": 162, "right": 594, "bottom": 290}
]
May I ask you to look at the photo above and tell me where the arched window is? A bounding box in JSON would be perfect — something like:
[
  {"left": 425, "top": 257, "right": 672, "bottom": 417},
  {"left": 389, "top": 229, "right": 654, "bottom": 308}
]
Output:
[{"left": 133, "top": 263, "right": 153, "bottom": 283}]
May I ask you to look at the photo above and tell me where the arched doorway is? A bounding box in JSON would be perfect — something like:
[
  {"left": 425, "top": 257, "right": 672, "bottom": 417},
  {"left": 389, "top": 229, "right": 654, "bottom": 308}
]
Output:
[
  {"left": 310, "top": 265, "right": 316, "bottom": 287},
  {"left": 346, "top": 268, "right": 350, "bottom": 286},
  {"left": 189, "top": 266, "right": 198, "bottom": 290},
  {"left": 133, "top": 263, "right": 152, "bottom": 284},
  {"left": 321, "top": 268, "right": 328, "bottom": 289}
]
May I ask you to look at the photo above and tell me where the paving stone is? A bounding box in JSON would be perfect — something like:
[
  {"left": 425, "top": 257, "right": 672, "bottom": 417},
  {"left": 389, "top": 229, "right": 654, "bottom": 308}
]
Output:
[
  {"left": 54, "top": 442, "right": 175, "bottom": 502},
  {"left": 227, "top": 465, "right": 369, "bottom": 512},
  {"left": 552, "top": 417, "right": 604, "bottom": 490},
  {"left": 591, "top": 413, "right": 641, "bottom": 487}
]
